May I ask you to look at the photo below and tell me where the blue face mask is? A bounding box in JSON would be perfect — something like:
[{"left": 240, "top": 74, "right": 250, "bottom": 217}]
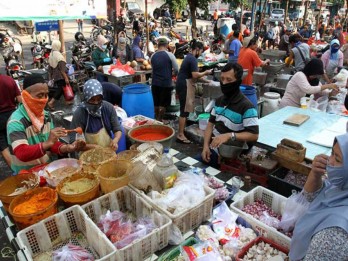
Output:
[
  {"left": 101, "top": 44, "right": 107, "bottom": 50},
  {"left": 327, "top": 164, "right": 346, "bottom": 188}
]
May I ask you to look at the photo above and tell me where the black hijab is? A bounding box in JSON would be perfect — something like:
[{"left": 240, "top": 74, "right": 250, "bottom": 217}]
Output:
[{"left": 302, "top": 58, "right": 324, "bottom": 86}]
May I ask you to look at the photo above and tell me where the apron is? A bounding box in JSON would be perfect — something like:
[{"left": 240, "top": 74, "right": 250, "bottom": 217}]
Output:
[
  {"left": 184, "top": 78, "right": 197, "bottom": 113},
  {"left": 85, "top": 114, "right": 112, "bottom": 148},
  {"left": 326, "top": 58, "right": 339, "bottom": 79}
]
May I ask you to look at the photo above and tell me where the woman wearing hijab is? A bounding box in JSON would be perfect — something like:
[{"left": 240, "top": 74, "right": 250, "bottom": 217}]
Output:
[
  {"left": 47, "top": 40, "right": 70, "bottom": 110},
  {"left": 92, "top": 35, "right": 112, "bottom": 70},
  {"left": 112, "top": 31, "right": 133, "bottom": 64},
  {"left": 132, "top": 35, "right": 145, "bottom": 63},
  {"left": 290, "top": 133, "right": 348, "bottom": 260},
  {"left": 279, "top": 58, "right": 338, "bottom": 108},
  {"left": 321, "top": 39, "right": 344, "bottom": 80},
  {"left": 175, "top": 39, "right": 212, "bottom": 144},
  {"left": 69, "top": 79, "right": 122, "bottom": 151}
]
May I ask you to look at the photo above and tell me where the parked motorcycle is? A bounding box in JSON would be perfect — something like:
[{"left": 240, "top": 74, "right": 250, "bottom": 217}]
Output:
[
  {"left": 90, "top": 22, "right": 114, "bottom": 44},
  {"left": 30, "top": 40, "right": 52, "bottom": 69},
  {"left": 161, "top": 16, "right": 176, "bottom": 28}
]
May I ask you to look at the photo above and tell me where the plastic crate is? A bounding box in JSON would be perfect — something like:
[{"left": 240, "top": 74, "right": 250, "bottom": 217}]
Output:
[
  {"left": 129, "top": 184, "right": 215, "bottom": 234},
  {"left": 82, "top": 186, "right": 172, "bottom": 261},
  {"left": 157, "top": 237, "right": 199, "bottom": 261},
  {"left": 230, "top": 186, "right": 291, "bottom": 248},
  {"left": 268, "top": 167, "right": 303, "bottom": 197},
  {"left": 236, "top": 236, "right": 289, "bottom": 261},
  {"left": 16, "top": 205, "right": 116, "bottom": 261}
]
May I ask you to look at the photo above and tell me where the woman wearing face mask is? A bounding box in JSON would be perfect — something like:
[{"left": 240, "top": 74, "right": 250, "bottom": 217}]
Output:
[
  {"left": 175, "top": 39, "right": 212, "bottom": 144},
  {"left": 289, "top": 133, "right": 348, "bottom": 260},
  {"left": 279, "top": 58, "right": 338, "bottom": 109},
  {"left": 321, "top": 39, "right": 344, "bottom": 81},
  {"left": 47, "top": 40, "right": 70, "bottom": 111},
  {"left": 69, "top": 79, "right": 122, "bottom": 151},
  {"left": 112, "top": 31, "right": 133, "bottom": 65},
  {"left": 132, "top": 35, "right": 146, "bottom": 63},
  {"left": 200, "top": 63, "right": 259, "bottom": 168},
  {"left": 92, "top": 35, "right": 112, "bottom": 71}
]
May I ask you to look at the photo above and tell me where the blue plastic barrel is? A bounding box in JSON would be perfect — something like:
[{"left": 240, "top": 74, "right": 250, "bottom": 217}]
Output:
[
  {"left": 240, "top": 85, "right": 258, "bottom": 111},
  {"left": 122, "top": 84, "right": 154, "bottom": 119}
]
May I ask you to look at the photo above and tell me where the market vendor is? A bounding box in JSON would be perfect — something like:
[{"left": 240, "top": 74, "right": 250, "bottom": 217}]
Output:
[
  {"left": 289, "top": 133, "right": 348, "bottom": 260},
  {"left": 6, "top": 74, "right": 86, "bottom": 174},
  {"left": 279, "top": 58, "right": 338, "bottom": 109},
  {"left": 201, "top": 63, "right": 259, "bottom": 168},
  {"left": 176, "top": 39, "right": 212, "bottom": 144},
  {"left": 92, "top": 35, "right": 112, "bottom": 82},
  {"left": 132, "top": 35, "right": 146, "bottom": 63},
  {"left": 69, "top": 79, "right": 122, "bottom": 151},
  {"left": 112, "top": 31, "right": 133, "bottom": 65},
  {"left": 238, "top": 36, "right": 270, "bottom": 86}
]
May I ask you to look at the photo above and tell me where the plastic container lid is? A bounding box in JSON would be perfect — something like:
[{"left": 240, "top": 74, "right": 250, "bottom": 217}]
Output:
[
  {"left": 264, "top": 92, "right": 280, "bottom": 99},
  {"left": 197, "top": 113, "right": 210, "bottom": 119}
]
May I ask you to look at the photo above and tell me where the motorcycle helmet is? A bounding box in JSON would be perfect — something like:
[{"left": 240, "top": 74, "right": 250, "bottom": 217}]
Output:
[
  {"left": 74, "top": 32, "right": 85, "bottom": 41},
  {"left": 243, "top": 28, "right": 251, "bottom": 37}
]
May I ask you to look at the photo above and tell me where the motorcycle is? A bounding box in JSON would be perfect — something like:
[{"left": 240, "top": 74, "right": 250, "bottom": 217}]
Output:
[
  {"left": 30, "top": 41, "right": 51, "bottom": 69},
  {"left": 0, "top": 36, "right": 24, "bottom": 78},
  {"left": 161, "top": 16, "right": 176, "bottom": 28},
  {"left": 90, "top": 22, "right": 114, "bottom": 44}
]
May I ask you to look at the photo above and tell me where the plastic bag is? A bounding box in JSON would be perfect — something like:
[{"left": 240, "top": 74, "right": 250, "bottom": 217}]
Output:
[
  {"left": 168, "top": 224, "right": 184, "bottom": 245},
  {"left": 128, "top": 161, "right": 162, "bottom": 193},
  {"left": 333, "top": 68, "right": 348, "bottom": 87},
  {"left": 259, "top": 211, "right": 280, "bottom": 229},
  {"left": 63, "top": 84, "right": 74, "bottom": 101},
  {"left": 115, "top": 227, "right": 147, "bottom": 249},
  {"left": 97, "top": 210, "right": 125, "bottom": 234},
  {"left": 327, "top": 99, "right": 342, "bottom": 114},
  {"left": 182, "top": 241, "right": 223, "bottom": 261},
  {"left": 279, "top": 191, "right": 310, "bottom": 232},
  {"left": 196, "top": 225, "right": 219, "bottom": 247},
  {"left": 52, "top": 243, "right": 94, "bottom": 261},
  {"left": 108, "top": 60, "right": 135, "bottom": 75}
]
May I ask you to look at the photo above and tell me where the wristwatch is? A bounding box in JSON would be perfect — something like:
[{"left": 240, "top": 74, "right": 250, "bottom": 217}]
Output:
[{"left": 231, "top": 132, "right": 236, "bottom": 141}]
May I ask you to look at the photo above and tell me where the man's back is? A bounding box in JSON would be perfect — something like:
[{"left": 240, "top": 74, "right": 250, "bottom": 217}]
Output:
[{"left": 151, "top": 50, "right": 178, "bottom": 87}]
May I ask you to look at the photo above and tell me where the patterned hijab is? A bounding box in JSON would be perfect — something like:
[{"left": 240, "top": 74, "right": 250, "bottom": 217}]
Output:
[
  {"left": 290, "top": 133, "right": 348, "bottom": 260},
  {"left": 81, "top": 79, "right": 103, "bottom": 117}
]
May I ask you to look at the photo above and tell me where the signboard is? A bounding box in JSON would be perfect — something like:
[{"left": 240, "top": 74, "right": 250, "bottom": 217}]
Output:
[
  {"left": 35, "top": 21, "right": 59, "bottom": 32},
  {"left": 0, "top": 0, "right": 107, "bottom": 21}
]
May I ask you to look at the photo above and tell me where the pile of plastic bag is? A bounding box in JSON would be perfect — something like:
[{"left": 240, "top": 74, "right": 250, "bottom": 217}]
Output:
[
  {"left": 97, "top": 210, "right": 157, "bottom": 249},
  {"left": 108, "top": 60, "right": 135, "bottom": 77}
]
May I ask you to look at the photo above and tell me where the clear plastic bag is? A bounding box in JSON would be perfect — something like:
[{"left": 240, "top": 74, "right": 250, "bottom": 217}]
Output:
[
  {"left": 168, "top": 224, "right": 184, "bottom": 245},
  {"left": 97, "top": 210, "right": 125, "bottom": 234},
  {"left": 52, "top": 243, "right": 94, "bottom": 261},
  {"left": 279, "top": 190, "right": 310, "bottom": 232},
  {"left": 128, "top": 162, "right": 162, "bottom": 193},
  {"left": 259, "top": 211, "right": 280, "bottom": 229}
]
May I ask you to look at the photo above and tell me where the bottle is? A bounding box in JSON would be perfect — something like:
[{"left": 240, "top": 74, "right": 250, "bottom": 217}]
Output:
[{"left": 153, "top": 148, "right": 178, "bottom": 190}]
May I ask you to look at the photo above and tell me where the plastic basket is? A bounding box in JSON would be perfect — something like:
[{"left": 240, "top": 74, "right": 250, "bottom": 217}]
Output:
[
  {"left": 236, "top": 236, "right": 289, "bottom": 261},
  {"left": 16, "top": 205, "right": 116, "bottom": 260},
  {"left": 268, "top": 167, "right": 303, "bottom": 197},
  {"left": 129, "top": 184, "right": 215, "bottom": 234},
  {"left": 157, "top": 237, "right": 199, "bottom": 261},
  {"left": 230, "top": 186, "right": 291, "bottom": 248},
  {"left": 82, "top": 186, "right": 172, "bottom": 261},
  {"left": 79, "top": 147, "right": 117, "bottom": 174}
]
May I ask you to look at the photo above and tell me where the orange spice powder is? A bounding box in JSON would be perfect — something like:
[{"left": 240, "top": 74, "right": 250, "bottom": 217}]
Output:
[{"left": 13, "top": 191, "right": 53, "bottom": 215}]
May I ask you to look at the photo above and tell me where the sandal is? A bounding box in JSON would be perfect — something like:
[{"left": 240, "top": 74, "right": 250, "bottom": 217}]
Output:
[{"left": 176, "top": 137, "right": 192, "bottom": 144}]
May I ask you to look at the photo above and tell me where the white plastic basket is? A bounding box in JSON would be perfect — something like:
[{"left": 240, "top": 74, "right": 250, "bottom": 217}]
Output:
[
  {"left": 82, "top": 186, "right": 172, "bottom": 261},
  {"left": 129, "top": 184, "right": 215, "bottom": 234},
  {"left": 230, "top": 186, "right": 291, "bottom": 248},
  {"left": 16, "top": 205, "right": 116, "bottom": 260}
]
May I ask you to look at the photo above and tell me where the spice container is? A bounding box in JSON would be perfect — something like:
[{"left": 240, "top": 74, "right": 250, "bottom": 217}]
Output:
[{"left": 9, "top": 187, "right": 58, "bottom": 229}]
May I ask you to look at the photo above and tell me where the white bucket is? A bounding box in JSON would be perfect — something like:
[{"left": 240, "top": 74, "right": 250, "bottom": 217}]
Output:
[{"left": 262, "top": 92, "right": 281, "bottom": 117}]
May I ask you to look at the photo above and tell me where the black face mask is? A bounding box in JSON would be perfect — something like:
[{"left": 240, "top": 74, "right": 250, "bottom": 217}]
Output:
[
  {"left": 308, "top": 78, "right": 320, "bottom": 86},
  {"left": 220, "top": 80, "right": 242, "bottom": 98},
  {"left": 195, "top": 53, "right": 200, "bottom": 58}
]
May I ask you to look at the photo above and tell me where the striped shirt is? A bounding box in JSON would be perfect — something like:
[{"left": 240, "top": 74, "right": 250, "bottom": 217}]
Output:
[
  {"left": 210, "top": 92, "right": 259, "bottom": 136},
  {"left": 7, "top": 104, "right": 54, "bottom": 174}
]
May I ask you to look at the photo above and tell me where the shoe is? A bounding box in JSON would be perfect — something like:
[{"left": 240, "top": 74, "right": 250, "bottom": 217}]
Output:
[{"left": 176, "top": 137, "right": 192, "bottom": 144}]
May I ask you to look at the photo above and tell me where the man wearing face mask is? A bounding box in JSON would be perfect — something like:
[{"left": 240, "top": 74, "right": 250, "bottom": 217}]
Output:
[
  {"left": 69, "top": 79, "right": 122, "bottom": 151},
  {"left": 7, "top": 74, "right": 86, "bottom": 174},
  {"left": 201, "top": 63, "right": 259, "bottom": 168},
  {"left": 289, "top": 133, "right": 348, "bottom": 260},
  {"left": 279, "top": 58, "right": 338, "bottom": 109}
]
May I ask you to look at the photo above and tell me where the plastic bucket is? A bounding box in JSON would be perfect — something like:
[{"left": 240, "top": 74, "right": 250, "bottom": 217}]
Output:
[
  {"left": 122, "top": 84, "right": 155, "bottom": 119},
  {"left": 262, "top": 92, "right": 281, "bottom": 117},
  {"left": 198, "top": 113, "right": 210, "bottom": 130},
  {"left": 240, "top": 85, "right": 258, "bottom": 111}
]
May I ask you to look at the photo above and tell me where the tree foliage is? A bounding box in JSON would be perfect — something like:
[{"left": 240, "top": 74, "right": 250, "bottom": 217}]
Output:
[{"left": 165, "top": 0, "right": 187, "bottom": 13}]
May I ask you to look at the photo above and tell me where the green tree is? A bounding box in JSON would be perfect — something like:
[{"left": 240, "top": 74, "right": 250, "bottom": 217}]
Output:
[{"left": 187, "top": 0, "right": 210, "bottom": 37}]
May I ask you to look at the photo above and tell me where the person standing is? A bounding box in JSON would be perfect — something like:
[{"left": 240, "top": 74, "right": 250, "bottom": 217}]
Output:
[
  {"left": 285, "top": 34, "right": 310, "bottom": 72},
  {"left": 225, "top": 31, "right": 241, "bottom": 63},
  {"left": 76, "top": 19, "right": 83, "bottom": 32},
  {"left": 47, "top": 40, "right": 70, "bottom": 111},
  {"left": 150, "top": 37, "right": 179, "bottom": 122},
  {"left": 200, "top": 63, "right": 259, "bottom": 168},
  {"left": 278, "top": 28, "right": 292, "bottom": 55},
  {"left": 0, "top": 74, "right": 21, "bottom": 168},
  {"left": 132, "top": 35, "right": 146, "bottom": 63},
  {"left": 238, "top": 36, "right": 270, "bottom": 86},
  {"left": 175, "top": 40, "right": 212, "bottom": 144},
  {"left": 321, "top": 39, "right": 344, "bottom": 80},
  {"left": 7, "top": 74, "right": 85, "bottom": 174}
]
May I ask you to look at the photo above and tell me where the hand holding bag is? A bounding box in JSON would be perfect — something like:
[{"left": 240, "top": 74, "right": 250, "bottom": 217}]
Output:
[{"left": 63, "top": 84, "right": 74, "bottom": 101}]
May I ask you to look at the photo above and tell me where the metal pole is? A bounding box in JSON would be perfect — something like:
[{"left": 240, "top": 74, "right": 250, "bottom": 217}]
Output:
[
  {"left": 316, "top": 0, "right": 324, "bottom": 34},
  {"left": 145, "top": 0, "right": 149, "bottom": 54},
  {"left": 113, "top": 0, "right": 117, "bottom": 41},
  {"left": 251, "top": 0, "right": 257, "bottom": 33}
]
